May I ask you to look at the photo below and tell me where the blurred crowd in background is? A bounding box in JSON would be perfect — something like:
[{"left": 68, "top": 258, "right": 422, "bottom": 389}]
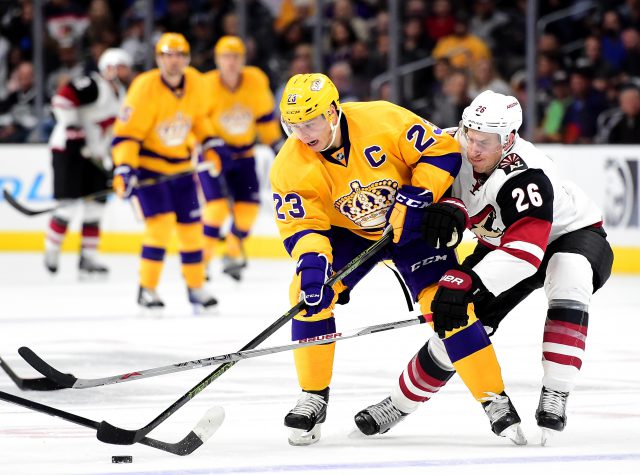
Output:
[{"left": 1, "top": 0, "right": 640, "bottom": 146}]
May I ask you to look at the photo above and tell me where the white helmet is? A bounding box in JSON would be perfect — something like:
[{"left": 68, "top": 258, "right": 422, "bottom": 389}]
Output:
[
  {"left": 98, "top": 48, "right": 133, "bottom": 76},
  {"left": 461, "top": 90, "right": 522, "bottom": 146}
]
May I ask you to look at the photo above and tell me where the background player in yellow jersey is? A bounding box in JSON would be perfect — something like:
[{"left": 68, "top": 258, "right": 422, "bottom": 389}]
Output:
[
  {"left": 272, "top": 73, "right": 525, "bottom": 446},
  {"left": 199, "top": 36, "right": 284, "bottom": 281},
  {"left": 111, "top": 33, "right": 221, "bottom": 313}
]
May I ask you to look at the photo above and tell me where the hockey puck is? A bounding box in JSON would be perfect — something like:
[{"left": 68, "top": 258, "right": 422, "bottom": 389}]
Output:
[{"left": 111, "top": 455, "right": 133, "bottom": 463}]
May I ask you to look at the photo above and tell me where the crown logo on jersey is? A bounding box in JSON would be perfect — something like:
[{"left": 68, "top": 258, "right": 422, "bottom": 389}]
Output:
[
  {"left": 156, "top": 112, "right": 192, "bottom": 147},
  {"left": 334, "top": 179, "right": 398, "bottom": 228},
  {"left": 219, "top": 104, "right": 253, "bottom": 135}
]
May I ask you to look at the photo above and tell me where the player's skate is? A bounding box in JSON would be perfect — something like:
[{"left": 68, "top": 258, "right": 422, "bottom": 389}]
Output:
[
  {"left": 44, "top": 248, "right": 60, "bottom": 274},
  {"left": 78, "top": 254, "right": 109, "bottom": 280},
  {"left": 481, "top": 392, "right": 527, "bottom": 445},
  {"left": 284, "top": 388, "right": 329, "bottom": 446},
  {"left": 187, "top": 287, "right": 218, "bottom": 314},
  {"left": 222, "top": 236, "right": 247, "bottom": 281},
  {"left": 222, "top": 255, "right": 247, "bottom": 281},
  {"left": 354, "top": 396, "right": 408, "bottom": 435},
  {"left": 138, "top": 286, "right": 165, "bottom": 315},
  {"left": 536, "top": 386, "right": 569, "bottom": 446}
]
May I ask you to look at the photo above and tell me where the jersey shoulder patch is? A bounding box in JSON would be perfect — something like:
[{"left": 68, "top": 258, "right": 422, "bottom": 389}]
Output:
[{"left": 498, "top": 152, "right": 528, "bottom": 175}]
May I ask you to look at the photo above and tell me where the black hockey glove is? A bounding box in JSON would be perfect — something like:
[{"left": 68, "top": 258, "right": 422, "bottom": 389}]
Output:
[
  {"left": 431, "top": 267, "right": 487, "bottom": 338},
  {"left": 422, "top": 198, "right": 470, "bottom": 249}
]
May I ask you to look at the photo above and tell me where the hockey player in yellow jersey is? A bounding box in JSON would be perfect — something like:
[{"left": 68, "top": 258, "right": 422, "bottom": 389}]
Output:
[
  {"left": 111, "top": 33, "right": 221, "bottom": 313},
  {"left": 199, "top": 36, "right": 284, "bottom": 281},
  {"left": 272, "top": 73, "right": 524, "bottom": 446}
]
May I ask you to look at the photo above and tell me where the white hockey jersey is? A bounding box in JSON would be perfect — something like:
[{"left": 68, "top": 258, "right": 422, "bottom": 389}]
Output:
[
  {"left": 452, "top": 132, "right": 603, "bottom": 296},
  {"left": 49, "top": 72, "right": 126, "bottom": 165}
]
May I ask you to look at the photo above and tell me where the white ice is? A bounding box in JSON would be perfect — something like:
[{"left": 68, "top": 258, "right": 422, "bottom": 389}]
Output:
[{"left": 1, "top": 252, "right": 639, "bottom": 475}]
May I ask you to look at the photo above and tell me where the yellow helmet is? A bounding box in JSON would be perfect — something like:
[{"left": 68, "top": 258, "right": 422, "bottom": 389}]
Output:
[
  {"left": 214, "top": 36, "right": 246, "bottom": 56},
  {"left": 155, "top": 32, "right": 190, "bottom": 55},
  {"left": 280, "top": 73, "right": 340, "bottom": 124}
]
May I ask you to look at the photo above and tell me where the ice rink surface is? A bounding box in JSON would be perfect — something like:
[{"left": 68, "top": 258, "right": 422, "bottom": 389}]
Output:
[{"left": 1, "top": 252, "right": 639, "bottom": 475}]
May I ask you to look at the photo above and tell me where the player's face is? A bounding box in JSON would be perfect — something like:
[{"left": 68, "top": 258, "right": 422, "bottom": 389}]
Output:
[
  {"left": 287, "top": 114, "right": 332, "bottom": 152},
  {"left": 464, "top": 128, "right": 503, "bottom": 174},
  {"left": 116, "top": 65, "right": 133, "bottom": 86},
  {"left": 216, "top": 53, "right": 244, "bottom": 83},
  {"left": 156, "top": 51, "right": 189, "bottom": 83}
]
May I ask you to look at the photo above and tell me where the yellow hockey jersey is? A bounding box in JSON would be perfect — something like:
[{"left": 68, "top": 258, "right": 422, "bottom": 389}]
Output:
[
  {"left": 203, "top": 66, "right": 281, "bottom": 158},
  {"left": 112, "top": 66, "right": 215, "bottom": 175},
  {"left": 270, "top": 101, "right": 462, "bottom": 261}
]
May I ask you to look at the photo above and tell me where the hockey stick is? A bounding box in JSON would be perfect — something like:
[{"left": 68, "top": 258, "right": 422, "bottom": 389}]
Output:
[
  {"left": 90, "top": 227, "right": 391, "bottom": 446},
  {"left": 0, "top": 389, "right": 224, "bottom": 456},
  {"left": 0, "top": 355, "right": 70, "bottom": 391},
  {"left": 19, "top": 314, "right": 428, "bottom": 389},
  {"left": 1, "top": 162, "right": 214, "bottom": 217}
]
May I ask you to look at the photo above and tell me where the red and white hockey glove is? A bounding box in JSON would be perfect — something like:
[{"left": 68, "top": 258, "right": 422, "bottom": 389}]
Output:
[{"left": 431, "top": 267, "right": 486, "bottom": 338}]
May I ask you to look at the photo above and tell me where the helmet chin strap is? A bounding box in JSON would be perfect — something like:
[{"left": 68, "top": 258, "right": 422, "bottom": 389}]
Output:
[{"left": 320, "top": 108, "right": 343, "bottom": 152}]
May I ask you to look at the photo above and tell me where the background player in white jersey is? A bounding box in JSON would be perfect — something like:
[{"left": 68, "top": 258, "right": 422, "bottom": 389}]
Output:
[
  {"left": 44, "top": 48, "right": 132, "bottom": 278},
  {"left": 273, "top": 74, "right": 524, "bottom": 447},
  {"left": 357, "top": 90, "right": 613, "bottom": 445}
]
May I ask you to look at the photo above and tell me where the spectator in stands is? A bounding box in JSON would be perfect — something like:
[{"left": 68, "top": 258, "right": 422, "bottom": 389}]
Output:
[
  {"left": 190, "top": 13, "right": 216, "bottom": 71},
  {"left": 536, "top": 70, "right": 571, "bottom": 143},
  {"left": 369, "top": 33, "right": 390, "bottom": 78},
  {"left": 403, "top": 17, "right": 431, "bottom": 61},
  {"left": 537, "top": 32, "right": 560, "bottom": 55},
  {"left": 600, "top": 9, "right": 626, "bottom": 73},
  {"left": 1, "top": 0, "right": 34, "bottom": 60},
  {"left": 0, "top": 60, "right": 36, "bottom": 142},
  {"left": 331, "top": 0, "right": 371, "bottom": 43},
  {"left": 468, "top": 57, "right": 512, "bottom": 99},
  {"left": 158, "top": 0, "right": 191, "bottom": 38},
  {"left": 119, "top": 12, "right": 147, "bottom": 72},
  {"left": 274, "top": 43, "right": 313, "bottom": 118},
  {"left": 276, "top": 19, "right": 312, "bottom": 67},
  {"left": 425, "top": 0, "right": 456, "bottom": 44},
  {"left": 562, "top": 67, "right": 608, "bottom": 144},
  {"left": 44, "top": 0, "right": 89, "bottom": 46},
  {"left": 599, "top": 85, "right": 640, "bottom": 144},
  {"left": 430, "top": 69, "right": 470, "bottom": 128},
  {"left": 328, "top": 60, "right": 359, "bottom": 102},
  {"left": 620, "top": 28, "right": 640, "bottom": 80},
  {"left": 491, "top": 0, "right": 526, "bottom": 77},
  {"left": 349, "top": 40, "right": 374, "bottom": 100},
  {"left": 579, "top": 36, "right": 616, "bottom": 80},
  {"left": 618, "top": 0, "right": 640, "bottom": 30},
  {"left": 83, "top": 0, "right": 117, "bottom": 48},
  {"left": 46, "top": 39, "right": 84, "bottom": 98},
  {"left": 326, "top": 19, "right": 357, "bottom": 66},
  {"left": 468, "top": 0, "right": 509, "bottom": 51},
  {"left": 432, "top": 13, "right": 491, "bottom": 70}
]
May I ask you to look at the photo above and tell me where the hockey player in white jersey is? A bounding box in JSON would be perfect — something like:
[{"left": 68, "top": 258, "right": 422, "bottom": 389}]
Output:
[
  {"left": 45, "top": 48, "right": 132, "bottom": 278},
  {"left": 355, "top": 90, "right": 613, "bottom": 445}
]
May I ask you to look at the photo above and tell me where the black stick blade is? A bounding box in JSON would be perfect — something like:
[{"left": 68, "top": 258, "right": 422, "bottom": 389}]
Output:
[
  {"left": 2, "top": 188, "right": 53, "bottom": 216},
  {"left": 18, "top": 347, "right": 78, "bottom": 388},
  {"left": 0, "top": 356, "right": 68, "bottom": 391},
  {"left": 97, "top": 421, "right": 141, "bottom": 445}
]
